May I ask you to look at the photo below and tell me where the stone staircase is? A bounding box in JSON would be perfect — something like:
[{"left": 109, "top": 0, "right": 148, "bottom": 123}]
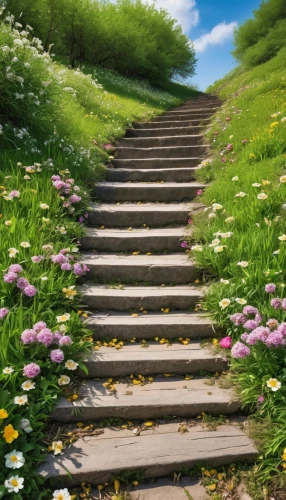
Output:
[{"left": 39, "top": 95, "right": 258, "bottom": 496}]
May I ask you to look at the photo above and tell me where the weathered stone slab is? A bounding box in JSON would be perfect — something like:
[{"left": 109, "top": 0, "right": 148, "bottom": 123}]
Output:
[
  {"left": 112, "top": 158, "right": 203, "bottom": 168},
  {"left": 117, "top": 135, "right": 204, "bottom": 148},
  {"left": 134, "top": 118, "right": 211, "bottom": 129},
  {"left": 126, "top": 126, "right": 206, "bottom": 137},
  {"left": 115, "top": 145, "right": 208, "bottom": 159},
  {"left": 106, "top": 166, "right": 200, "bottom": 182}
]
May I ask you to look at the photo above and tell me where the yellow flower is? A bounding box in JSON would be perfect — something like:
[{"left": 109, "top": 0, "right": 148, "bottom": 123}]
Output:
[
  {"left": 270, "top": 122, "right": 279, "bottom": 128},
  {"left": 266, "top": 378, "right": 281, "bottom": 391},
  {"left": 0, "top": 409, "right": 8, "bottom": 419},
  {"left": 51, "top": 440, "right": 64, "bottom": 455},
  {"left": 62, "top": 286, "right": 77, "bottom": 300},
  {"left": 249, "top": 154, "right": 255, "bottom": 159},
  {"left": 262, "top": 180, "right": 271, "bottom": 185},
  {"left": 219, "top": 298, "right": 231, "bottom": 309},
  {"left": 3, "top": 424, "right": 19, "bottom": 443},
  {"left": 280, "top": 175, "right": 286, "bottom": 183},
  {"left": 278, "top": 234, "right": 286, "bottom": 241}
]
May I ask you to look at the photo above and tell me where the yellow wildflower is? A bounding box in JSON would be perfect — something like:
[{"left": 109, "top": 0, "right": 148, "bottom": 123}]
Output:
[
  {"left": 0, "top": 409, "right": 8, "bottom": 419},
  {"left": 3, "top": 424, "right": 19, "bottom": 443}
]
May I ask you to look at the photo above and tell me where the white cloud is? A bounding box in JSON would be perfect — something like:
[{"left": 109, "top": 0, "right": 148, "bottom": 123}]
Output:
[
  {"left": 145, "top": 0, "right": 200, "bottom": 33},
  {"left": 193, "top": 21, "right": 238, "bottom": 53}
]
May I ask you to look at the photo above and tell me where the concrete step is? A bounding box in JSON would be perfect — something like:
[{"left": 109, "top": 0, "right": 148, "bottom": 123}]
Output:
[
  {"left": 81, "top": 227, "right": 188, "bottom": 252},
  {"left": 117, "top": 135, "right": 204, "bottom": 148},
  {"left": 155, "top": 114, "right": 213, "bottom": 122},
  {"left": 126, "top": 126, "right": 206, "bottom": 137},
  {"left": 94, "top": 181, "right": 206, "bottom": 202},
  {"left": 54, "top": 376, "right": 239, "bottom": 422},
  {"left": 111, "top": 158, "right": 203, "bottom": 169},
  {"left": 115, "top": 145, "right": 208, "bottom": 159},
  {"left": 80, "top": 253, "right": 199, "bottom": 284},
  {"left": 106, "top": 166, "right": 200, "bottom": 182},
  {"left": 163, "top": 109, "right": 218, "bottom": 116},
  {"left": 85, "top": 311, "right": 214, "bottom": 340},
  {"left": 134, "top": 118, "right": 211, "bottom": 129},
  {"left": 80, "top": 283, "right": 204, "bottom": 311},
  {"left": 39, "top": 422, "right": 258, "bottom": 487},
  {"left": 87, "top": 202, "right": 203, "bottom": 227},
  {"left": 78, "top": 342, "right": 228, "bottom": 378}
]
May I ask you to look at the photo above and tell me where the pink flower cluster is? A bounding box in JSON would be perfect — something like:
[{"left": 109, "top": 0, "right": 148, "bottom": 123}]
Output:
[
  {"left": 50, "top": 250, "right": 89, "bottom": 276},
  {"left": 4, "top": 265, "right": 37, "bottom": 297},
  {"left": 23, "top": 363, "right": 41, "bottom": 378},
  {"left": 51, "top": 174, "right": 82, "bottom": 210},
  {"left": 230, "top": 303, "right": 286, "bottom": 358},
  {"left": 21, "top": 321, "right": 72, "bottom": 353},
  {"left": 0, "top": 307, "right": 9, "bottom": 319}
]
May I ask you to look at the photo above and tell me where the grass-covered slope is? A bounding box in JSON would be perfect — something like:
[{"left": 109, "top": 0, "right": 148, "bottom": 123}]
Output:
[
  {"left": 0, "top": 20, "right": 198, "bottom": 499},
  {"left": 191, "top": 48, "right": 286, "bottom": 495}
]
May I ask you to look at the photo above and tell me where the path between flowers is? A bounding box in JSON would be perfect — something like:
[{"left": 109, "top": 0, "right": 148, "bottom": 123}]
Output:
[{"left": 39, "top": 95, "right": 258, "bottom": 498}]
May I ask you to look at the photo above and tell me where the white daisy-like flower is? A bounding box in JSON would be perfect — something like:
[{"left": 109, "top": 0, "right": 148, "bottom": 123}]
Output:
[
  {"left": 257, "top": 193, "right": 268, "bottom": 200},
  {"left": 65, "top": 360, "right": 78, "bottom": 371},
  {"left": 190, "top": 245, "right": 203, "bottom": 252},
  {"left": 4, "top": 476, "right": 24, "bottom": 493},
  {"left": 252, "top": 183, "right": 261, "bottom": 187},
  {"left": 235, "top": 298, "right": 247, "bottom": 305},
  {"left": 8, "top": 248, "right": 18, "bottom": 258},
  {"left": 278, "top": 234, "right": 286, "bottom": 241},
  {"left": 3, "top": 366, "right": 14, "bottom": 374},
  {"left": 39, "top": 203, "right": 49, "bottom": 209},
  {"left": 51, "top": 441, "right": 64, "bottom": 455},
  {"left": 237, "top": 261, "right": 249, "bottom": 268},
  {"left": 214, "top": 246, "right": 225, "bottom": 253},
  {"left": 52, "top": 488, "right": 71, "bottom": 500},
  {"left": 220, "top": 279, "right": 230, "bottom": 284},
  {"left": 14, "top": 395, "right": 28, "bottom": 406},
  {"left": 232, "top": 176, "right": 238, "bottom": 181},
  {"left": 56, "top": 313, "right": 71, "bottom": 323},
  {"left": 58, "top": 375, "right": 70, "bottom": 386},
  {"left": 225, "top": 216, "right": 235, "bottom": 222},
  {"left": 21, "top": 380, "right": 36, "bottom": 391},
  {"left": 219, "top": 298, "right": 231, "bottom": 309},
  {"left": 235, "top": 192, "right": 247, "bottom": 198},
  {"left": 20, "top": 241, "right": 30, "bottom": 248},
  {"left": 266, "top": 378, "right": 281, "bottom": 392},
  {"left": 5, "top": 450, "right": 25, "bottom": 469}
]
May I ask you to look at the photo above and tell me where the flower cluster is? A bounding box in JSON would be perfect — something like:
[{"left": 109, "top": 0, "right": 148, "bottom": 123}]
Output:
[
  {"left": 51, "top": 171, "right": 83, "bottom": 215},
  {"left": 4, "top": 264, "right": 37, "bottom": 297}
]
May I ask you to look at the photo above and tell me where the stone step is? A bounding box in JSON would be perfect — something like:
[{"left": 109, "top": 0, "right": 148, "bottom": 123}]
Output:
[
  {"left": 126, "top": 126, "right": 206, "bottom": 138},
  {"left": 117, "top": 135, "right": 204, "bottom": 148},
  {"left": 80, "top": 283, "right": 204, "bottom": 311},
  {"left": 54, "top": 376, "right": 239, "bottom": 422},
  {"left": 94, "top": 181, "right": 206, "bottom": 202},
  {"left": 85, "top": 311, "right": 214, "bottom": 340},
  {"left": 111, "top": 158, "right": 203, "bottom": 169},
  {"left": 39, "top": 422, "right": 258, "bottom": 487},
  {"left": 87, "top": 202, "right": 203, "bottom": 227},
  {"left": 81, "top": 227, "right": 188, "bottom": 252},
  {"left": 155, "top": 114, "right": 213, "bottom": 122},
  {"left": 134, "top": 118, "right": 211, "bottom": 129},
  {"left": 78, "top": 342, "right": 228, "bottom": 378},
  {"left": 115, "top": 145, "right": 208, "bottom": 159},
  {"left": 106, "top": 166, "right": 200, "bottom": 182},
  {"left": 80, "top": 253, "right": 199, "bottom": 284},
  {"left": 164, "top": 108, "right": 219, "bottom": 116},
  {"left": 179, "top": 102, "right": 221, "bottom": 109}
]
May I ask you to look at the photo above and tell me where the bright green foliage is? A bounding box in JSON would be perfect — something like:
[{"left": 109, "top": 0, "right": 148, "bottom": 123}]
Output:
[
  {"left": 233, "top": 0, "right": 286, "bottom": 67},
  {"left": 3, "top": 0, "right": 197, "bottom": 84},
  {"left": 191, "top": 50, "right": 286, "bottom": 486}
]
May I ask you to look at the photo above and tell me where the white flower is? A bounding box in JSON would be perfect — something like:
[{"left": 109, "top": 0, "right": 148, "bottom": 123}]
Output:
[
  {"left": 237, "top": 261, "right": 249, "bottom": 268},
  {"left": 56, "top": 313, "right": 71, "bottom": 323},
  {"left": 19, "top": 418, "right": 32, "bottom": 433},
  {"left": 209, "top": 238, "right": 220, "bottom": 247},
  {"left": 23, "top": 175, "right": 30, "bottom": 180},
  {"left": 52, "top": 488, "right": 71, "bottom": 500},
  {"left": 212, "top": 203, "right": 223, "bottom": 211},
  {"left": 3, "top": 367, "right": 14, "bottom": 374},
  {"left": 41, "top": 276, "right": 48, "bottom": 281},
  {"left": 225, "top": 216, "right": 235, "bottom": 223},
  {"left": 20, "top": 241, "right": 30, "bottom": 248},
  {"left": 14, "top": 395, "right": 28, "bottom": 406},
  {"left": 214, "top": 246, "right": 225, "bottom": 253},
  {"left": 191, "top": 245, "right": 203, "bottom": 252},
  {"left": 235, "top": 192, "right": 247, "bottom": 198},
  {"left": 5, "top": 450, "right": 25, "bottom": 469},
  {"left": 235, "top": 298, "right": 247, "bottom": 305},
  {"left": 42, "top": 217, "right": 50, "bottom": 223},
  {"left": 59, "top": 324, "right": 67, "bottom": 332},
  {"left": 65, "top": 360, "right": 78, "bottom": 371},
  {"left": 58, "top": 375, "right": 70, "bottom": 386},
  {"left": 278, "top": 234, "right": 286, "bottom": 241},
  {"left": 4, "top": 476, "right": 24, "bottom": 493},
  {"left": 8, "top": 247, "right": 18, "bottom": 258},
  {"left": 280, "top": 175, "right": 286, "bottom": 183},
  {"left": 51, "top": 441, "right": 64, "bottom": 455},
  {"left": 219, "top": 298, "right": 231, "bottom": 309},
  {"left": 39, "top": 203, "right": 49, "bottom": 209},
  {"left": 266, "top": 378, "right": 281, "bottom": 392},
  {"left": 252, "top": 183, "right": 261, "bottom": 187},
  {"left": 220, "top": 279, "right": 230, "bottom": 284},
  {"left": 273, "top": 250, "right": 280, "bottom": 255},
  {"left": 21, "top": 380, "right": 36, "bottom": 391},
  {"left": 56, "top": 226, "right": 67, "bottom": 234},
  {"left": 220, "top": 232, "right": 233, "bottom": 238},
  {"left": 208, "top": 212, "right": 216, "bottom": 218},
  {"left": 232, "top": 176, "right": 238, "bottom": 181},
  {"left": 5, "top": 220, "right": 12, "bottom": 226},
  {"left": 257, "top": 193, "right": 268, "bottom": 200}
]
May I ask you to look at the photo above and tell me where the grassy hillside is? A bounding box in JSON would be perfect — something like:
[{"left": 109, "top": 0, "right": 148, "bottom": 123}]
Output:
[
  {"left": 191, "top": 47, "right": 286, "bottom": 496},
  {"left": 0, "top": 20, "right": 198, "bottom": 500}
]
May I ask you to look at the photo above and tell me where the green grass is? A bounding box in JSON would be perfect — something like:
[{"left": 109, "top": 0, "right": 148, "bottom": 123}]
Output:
[{"left": 190, "top": 47, "right": 286, "bottom": 491}]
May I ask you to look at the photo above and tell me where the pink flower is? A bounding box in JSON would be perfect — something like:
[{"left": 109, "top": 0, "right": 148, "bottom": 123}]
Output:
[
  {"left": 4, "top": 272, "right": 18, "bottom": 283},
  {"left": 23, "top": 285, "right": 37, "bottom": 297},
  {"left": 221, "top": 156, "right": 227, "bottom": 163},
  {"left": 9, "top": 264, "right": 23, "bottom": 273},
  {"left": 53, "top": 331, "right": 62, "bottom": 344},
  {"left": 21, "top": 329, "right": 36, "bottom": 344},
  {"left": 61, "top": 263, "right": 72, "bottom": 271},
  {"left": 258, "top": 396, "right": 264, "bottom": 403},
  {"left": 52, "top": 180, "right": 65, "bottom": 190},
  {"left": 265, "top": 331, "right": 285, "bottom": 348},
  {"left": 51, "top": 254, "right": 68, "bottom": 265},
  {"left": 265, "top": 283, "right": 276, "bottom": 293},
  {"left": 188, "top": 219, "right": 193, "bottom": 224},
  {"left": 37, "top": 328, "right": 53, "bottom": 346},
  {"left": 50, "top": 349, "right": 64, "bottom": 363},
  {"left": 196, "top": 189, "right": 203, "bottom": 196},
  {"left": 271, "top": 298, "right": 282, "bottom": 310},
  {"left": 16, "top": 277, "right": 30, "bottom": 290},
  {"left": 225, "top": 117, "right": 231, "bottom": 122},
  {"left": 103, "top": 143, "right": 114, "bottom": 150},
  {"left": 277, "top": 323, "right": 286, "bottom": 336},
  {"left": 51, "top": 175, "right": 61, "bottom": 181},
  {"left": 230, "top": 313, "right": 246, "bottom": 326},
  {"left": 73, "top": 263, "right": 89, "bottom": 276},
  {"left": 23, "top": 362, "right": 41, "bottom": 378},
  {"left": 282, "top": 298, "right": 286, "bottom": 311},
  {"left": 9, "top": 190, "right": 20, "bottom": 198},
  {"left": 244, "top": 320, "right": 259, "bottom": 331},
  {"left": 231, "top": 341, "right": 251, "bottom": 358},
  {"left": 31, "top": 256, "right": 44, "bottom": 263},
  {"left": 69, "top": 194, "right": 81, "bottom": 204},
  {"left": 243, "top": 305, "right": 259, "bottom": 316},
  {"left": 78, "top": 216, "right": 85, "bottom": 223},
  {"left": 266, "top": 319, "right": 279, "bottom": 330},
  {"left": 213, "top": 131, "right": 219, "bottom": 135},
  {"left": 219, "top": 336, "right": 232, "bottom": 349},
  {"left": 242, "top": 139, "right": 247, "bottom": 144},
  {"left": 33, "top": 321, "right": 47, "bottom": 332},
  {"left": 180, "top": 241, "right": 188, "bottom": 248},
  {"left": 0, "top": 308, "right": 9, "bottom": 319},
  {"left": 59, "top": 335, "right": 72, "bottom": 346},
  {"left": 226, "top": 144, "right": 233, "bottom": 151}
]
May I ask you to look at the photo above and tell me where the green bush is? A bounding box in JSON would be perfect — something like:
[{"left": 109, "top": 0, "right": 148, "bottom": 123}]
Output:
[{"left": 3, "top": 0, "right": 196, "bottom": 85}]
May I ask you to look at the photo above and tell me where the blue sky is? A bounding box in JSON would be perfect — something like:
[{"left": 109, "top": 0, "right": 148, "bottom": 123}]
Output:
[{"left": 146, "top": 0, "right": 262, "bottom": 90}]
